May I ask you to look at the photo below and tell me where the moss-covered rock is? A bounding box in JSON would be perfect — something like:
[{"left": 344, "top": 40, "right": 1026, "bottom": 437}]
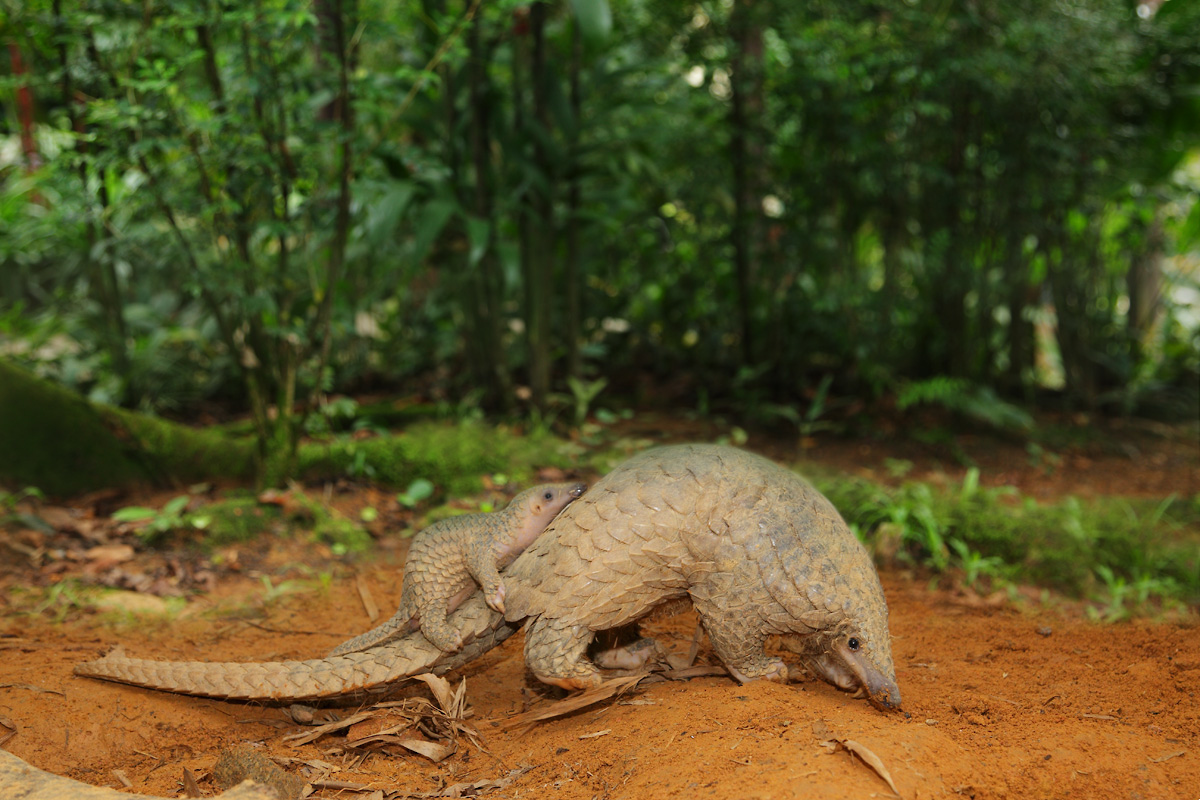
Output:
[
  {"left": 109, "top": 407, "right": 256, "bottom": 485},
  {"left": 298, "top": 421, "right": 572, "bottom": 494},
  {"left": 0, "top": 361, "right": 257, "bottom": 497},
  {"left": 0, "top": 360, "right": 154, "bottom": 496}
]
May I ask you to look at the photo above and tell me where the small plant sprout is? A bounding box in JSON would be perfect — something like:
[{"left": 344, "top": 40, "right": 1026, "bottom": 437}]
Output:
[
  {"left": 112, "top": 496, "right": 209, "bottom": 541},
  {"left": 397, "top": 478, "right": 436, "bottom": 508},
  {"left": 566, "top": 376, "right": 608, "bottom": 427},
  {"left": 949, "top": 538, "right": 1005, "bottom": 589}
]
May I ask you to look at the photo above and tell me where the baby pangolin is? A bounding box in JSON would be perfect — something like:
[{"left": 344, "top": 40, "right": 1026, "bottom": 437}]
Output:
[{"left": 330, "top": 481, "right": 586, "bottom": 655}]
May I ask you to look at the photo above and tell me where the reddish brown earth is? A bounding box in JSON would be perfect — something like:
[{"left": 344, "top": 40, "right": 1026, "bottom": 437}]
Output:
[{"left": 1, "top": 418, "right": 1198, "bottom": 800}]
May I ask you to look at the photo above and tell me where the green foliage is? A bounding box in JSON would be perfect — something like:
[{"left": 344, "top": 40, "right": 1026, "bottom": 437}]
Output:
[
  {"left": 4, "top": 0, "right": 366, "bottom": 483},
  {"left": 276, "top": 490, "right": 371, "bottom": 555},
  {"left": 1090, "top": 564, "right": 1181, "bottom": 621},
  {"left": 200, "top": 498, "right": 279, "bottom": 546},
  {"left": 0, "top": 486, "right": 47, "bottom": 530},
  {"left": 897, "top": 376, "right": 1035, "bottom": 433},
  {"left": 948, "top": 538, "right": 1008, "bottom": 590},
  {"left": 3, "top": 0, "right": 1198, "bottom": 435},
  {"left": 819, "top": 472, "right": 1200, "bottom": 607},
  {"left": 300, "top": 421, "right": 569, "bottom": 495},
  {"left": 257, "top": 576, "right": 310, "bottom": 606},
  {"left": 112, "top": 495, "right": 207, "bottom": 543},
  {"left": 842, "top": 480, "right": 951, "bottom": 570},
  {"left": 397, "top": 478, "right": 436, "bottom": 508},
  {"left": 565, "top": 377, "right": 609, "bottom": 428}
]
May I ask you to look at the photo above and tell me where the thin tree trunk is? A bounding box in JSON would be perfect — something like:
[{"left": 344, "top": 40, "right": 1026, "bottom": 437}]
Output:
[
  {"left": 934, "top": 96, "right": 969, "bottom": 378},
  {"left": 57, "top": 0, "right": 132, "bottom": 400},
  {"left": 564, "top": 21, "right": 584, "bottom": 381},
  {"left": 728, "top": 0, "right": 764, "bottom": 367},
  {"left": 8, "top": 43, "right": 40, "bottom": 172},
  {"left": 467, "top": 14, "right": 514, "bottom": 409},
  {"left": 523, "top": 1, "right": 554, "bottom": 411},
  {"left": 1127, "top": 208, "right": 1164, "bottom": 362},
  {"left": 1003, "top": 227, "right": 1036, "bottom": 401}
]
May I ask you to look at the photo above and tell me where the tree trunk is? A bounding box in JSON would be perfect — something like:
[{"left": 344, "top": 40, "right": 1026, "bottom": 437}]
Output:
[
  {"left": 56, "top": 0, "right": 132, "bottom": 401},
  {"left": 564, "top": 21, "right": 584, "bottom": 381},
  {"left": 1003, "top": 228, "right": 1037, "bottom": 401},
  {"left": 728, "top": 0, "right": 764, "bottom": 367},
  {"left": 523, "top": 1, "right": 555, "bottom": 411},
  {"left": 1127, "top": 208, "right": 1165, "bottom": 361},
  {"left": 8, "top": 43, "right": 40, "bottom": 172},
  {"left": 467, "top": 14, "right": 514, "bottom": 409}
]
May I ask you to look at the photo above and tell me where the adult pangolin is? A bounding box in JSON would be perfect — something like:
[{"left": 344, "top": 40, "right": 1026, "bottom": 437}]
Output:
[
  {"left": 76, "top": 445, "right": 900, "bottom": 709},
  {"left": 498, "top": 444, "right": 900, "bottom": 708}
]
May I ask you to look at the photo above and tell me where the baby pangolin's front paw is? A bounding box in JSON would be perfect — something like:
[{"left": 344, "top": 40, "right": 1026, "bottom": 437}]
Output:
[{"left": 484, "top": 582, "right": 507, "bottom": 614}]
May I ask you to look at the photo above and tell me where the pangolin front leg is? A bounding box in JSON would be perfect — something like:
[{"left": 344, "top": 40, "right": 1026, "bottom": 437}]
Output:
[{"left": 693, "top": 602, "right": 788, "bottom": 684}]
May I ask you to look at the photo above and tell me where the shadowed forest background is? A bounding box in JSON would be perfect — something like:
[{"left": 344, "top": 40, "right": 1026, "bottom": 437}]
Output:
[{"left": 1, "top": 0, "right": 1198, "bottom": 485}]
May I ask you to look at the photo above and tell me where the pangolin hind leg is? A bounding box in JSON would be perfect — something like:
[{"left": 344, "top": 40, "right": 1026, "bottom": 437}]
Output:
[
  {"left": 523, "top": 615, "right": 602, "bottom": 689},
  {"left": 413, "top": 593, "right": 465, "bottom": 652}
]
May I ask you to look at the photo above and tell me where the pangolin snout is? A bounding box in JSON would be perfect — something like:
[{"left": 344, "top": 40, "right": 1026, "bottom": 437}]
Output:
[{"left": 870, "top": 680, "right": 902, "bottom": 710}]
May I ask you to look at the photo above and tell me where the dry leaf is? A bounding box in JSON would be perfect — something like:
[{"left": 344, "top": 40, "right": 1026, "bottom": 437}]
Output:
[
  {"left": 91, "top": 590, "right": 170, "bottom": 615},
  {"left": 1150, "top": 750, "right": 1185, "bottom": 763},
  {"left": 0, "top": 715, "right": 16, "bottom": 747},
  {"left": 412, "top": 673, "right": 456, "bottom": 715},
  {"left": 346, "top": 716, "right": 411, "bottom": 742},
  {"left": 85, "top": 544, "right": 135, "bottom": 563},
  {"left": 398, "top": 738, "right": 455, "bottom": 762},
  {"left": 578, "top": 729, "right": 611, "bottom": 740},
  {"left": 283, "top": 710, "right": 377, "bottom": 746},
  {"left": 37, "top": 506, "right": 80, "bottom": 532},
  {"left": 181, "top": 766, "right": 202, "bottom": 798},
  {"left": 498, "top": 674, "right": 647, "bottom": 730},
  {"left": 401, "top": 765, "right": 533, "bottom": 798},
  {"left": 656, "top": 665, "right": 728, "bottom": 681},
  {"left": 811, "top": 720, "right": 834, "bottom": 741},
  {"left": 0, "top": 683, "right": 65, "bottom": 697},
  {"left": 355, "top": 574, "right": 379, "bottom": 622},
  {"left": 843, "top": 740, "right": 901, "bottom": 797}
]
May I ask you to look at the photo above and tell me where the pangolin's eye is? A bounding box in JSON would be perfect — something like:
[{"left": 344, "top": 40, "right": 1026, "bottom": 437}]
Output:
[
  {"left": 848, "top": 637, "right": 861, "bottom": 651},
  {"left": 544, "top": 491, "right": 554, "bottom": 500}
]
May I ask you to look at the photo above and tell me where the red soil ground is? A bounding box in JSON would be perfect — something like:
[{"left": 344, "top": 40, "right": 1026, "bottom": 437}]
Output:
[{"left": 2, "top": 417, "right": 1197, "bottom": 799}]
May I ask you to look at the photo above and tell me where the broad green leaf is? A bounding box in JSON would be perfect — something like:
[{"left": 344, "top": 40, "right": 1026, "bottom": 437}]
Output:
[
  {"left": 162, "top": 496, "right": 190, "bottom": 516},
  {"left": 410, "top": 200, "right": 458, "bottom": 263},
  {"left": 367, "top": 181, "right": 417, "bottom": 246},
  {"left": 112, "top": 506, "right": 157, "bottom": 523}
]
